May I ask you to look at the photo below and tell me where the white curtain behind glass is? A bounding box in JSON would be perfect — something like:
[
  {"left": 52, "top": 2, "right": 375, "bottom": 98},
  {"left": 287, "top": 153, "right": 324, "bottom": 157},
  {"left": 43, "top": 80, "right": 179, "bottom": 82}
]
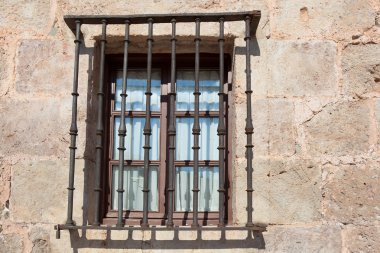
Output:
[
  {"left": 112, "top": 166, "right": 158, "bottom": 211},
  {"left": 114, "top": 117, "right": 160, "bottom": 160},
  {"left": 176, "top": 117, "right": 218, "bottom": 160},
  {"left": 115, "top": 70, "right": 161, "bottom": 111},
  {"left": 175, "top": 166, "right": 219, "bottom": 211},
  {"left": 176, "top": 70, "right": 219, "bottom": 111}
]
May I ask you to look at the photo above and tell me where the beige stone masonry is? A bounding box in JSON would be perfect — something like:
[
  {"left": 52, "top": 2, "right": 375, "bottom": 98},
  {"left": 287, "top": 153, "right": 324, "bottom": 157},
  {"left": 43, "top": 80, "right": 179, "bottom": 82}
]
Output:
[
  {"left": 0, "top": 0, "right": 379, "bottom": 252},
  {"left": 10, "top": 159, "right": 84, "bottom": 224},
  {"left": 342, "top": 44, "right": 380, "bottom": 97}
]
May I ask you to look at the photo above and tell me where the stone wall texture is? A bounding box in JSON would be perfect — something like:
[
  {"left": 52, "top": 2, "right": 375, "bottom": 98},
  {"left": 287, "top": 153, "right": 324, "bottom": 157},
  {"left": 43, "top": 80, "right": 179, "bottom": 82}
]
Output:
[{"left": 0, "top": 0, "right": 379, "bottom": 252}]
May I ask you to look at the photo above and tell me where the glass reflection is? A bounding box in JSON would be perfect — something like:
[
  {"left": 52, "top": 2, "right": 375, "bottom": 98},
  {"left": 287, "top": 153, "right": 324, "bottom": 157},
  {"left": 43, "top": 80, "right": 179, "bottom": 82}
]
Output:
[
  {"left": 175, "top": 166, "right": 219, "bottom": 211},
  {"left": 176, "top": 70, "right": 219, "bottom": 111},
  {"left": 115, "top": 70, "right": 161, "bottom": 111},
  {"left": 176, "top": 117, "right": 218, "bottom": 160},
  {"left": 112, "top": 166, "right": 158, "bottom": 211},
  {"left": 114, "top": 117, "right": 160, "bottom": 160}
]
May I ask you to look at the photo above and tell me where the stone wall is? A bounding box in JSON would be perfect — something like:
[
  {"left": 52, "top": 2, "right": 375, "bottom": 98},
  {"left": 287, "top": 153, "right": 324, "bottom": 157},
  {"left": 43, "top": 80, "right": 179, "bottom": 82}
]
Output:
[{"left": 0, "top": 0, "right": 379, "bottom": 252}]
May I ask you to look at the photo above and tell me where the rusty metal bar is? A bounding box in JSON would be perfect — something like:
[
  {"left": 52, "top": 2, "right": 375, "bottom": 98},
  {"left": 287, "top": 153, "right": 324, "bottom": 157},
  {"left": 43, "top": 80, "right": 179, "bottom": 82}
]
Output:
[
  {"left": 217, "top": 18, "right": 226, "bottom": 227},
  {"left": 142, "top": 18, "right": 154, "bottom": 228},
  {"left": 244, "top": 16, "right": 254, "bottom": 227},
  {"left": 166, "top": 19, "right": 176, "bottom": 228},
  {"left": 63, "top": 11, "right": 261, "bottom": 33},
  {"left": 192, "top": 18, "right": 201, "bottom": 228},
  {"left": 55, "top": 224, "right": 267, "bottom": 232},
  {"left": 94, "top": 19, "right": 107, "bottom": 226},
  {"left": 116, "top": 20, "right": 130, "bottom": 228},
  {"left": 66, "top": 20, "right": 81, "bottom": 226}
]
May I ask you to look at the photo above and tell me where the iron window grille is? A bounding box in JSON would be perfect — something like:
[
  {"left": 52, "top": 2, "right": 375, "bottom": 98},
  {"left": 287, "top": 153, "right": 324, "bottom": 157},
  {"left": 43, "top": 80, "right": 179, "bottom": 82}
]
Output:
[{"left": 55, "top": 11, "right": 263, "bottom": 239}]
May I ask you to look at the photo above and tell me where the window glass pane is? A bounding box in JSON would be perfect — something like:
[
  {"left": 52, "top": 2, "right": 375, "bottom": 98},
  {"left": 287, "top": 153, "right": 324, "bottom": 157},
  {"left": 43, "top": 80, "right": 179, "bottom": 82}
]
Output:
[
  {"left": 111, "top": 165, "right": 158, "bottom": 211},
  {"left": 176, "top": 117, "right": 218, "bottom": 160},
  {"left": 176, "top": 70, "right": 219, "bottom": 111},
  {"left": 115, "top": 70, "right": 161, "bottom": 111},
  {"left": 175, "top": 166, "right": 219, "bottom": 211},
  {"left": 114, "top": 117, "right": 160, "bottom": 160}
]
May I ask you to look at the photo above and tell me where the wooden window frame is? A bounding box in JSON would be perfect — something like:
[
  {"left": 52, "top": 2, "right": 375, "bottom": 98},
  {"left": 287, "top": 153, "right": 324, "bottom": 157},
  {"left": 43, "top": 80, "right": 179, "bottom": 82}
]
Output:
[{"left": 102, "top": 53, "right": 231, "bottom": 226}]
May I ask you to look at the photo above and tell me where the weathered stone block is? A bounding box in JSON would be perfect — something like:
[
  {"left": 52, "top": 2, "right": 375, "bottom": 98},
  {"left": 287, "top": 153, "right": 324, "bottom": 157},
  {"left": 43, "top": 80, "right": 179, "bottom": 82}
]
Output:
[
  {"left": 265, "top": 158, "right": 321, "bottom": 223},
  {"left": 376, "top": 99, "right": 380, "bottom": 151},
  {"left": 304, "top": 101, "right": 370, "bottom": 156},
  {"left": 0, "top": 203, "right": 10, "bottom": 221},
  {"left": 62, "top": 0, "right": 265, "bottom": 15},
  {"left": 342, "top": 225, "right": 380, "bottom": 253},
  {"left": 29, "top": 226, "right": 50, "bottom": 253},
  {"left": 232, "top": 38, "right": 269, "bottom": 98},
  {"left": 294, "top": 97, "right": 334, "bottom": 125},
  {"left": 374, "top": 99, "right": 380, "bottom": 154},
  {"left": 60, "top": 0, "right": 268, "bottom": 42},
  {"left": 0, "top": 41, "right": 9, "bottom": 96},
  {"left": 322, "top": 162, "right": 380, "bottom": 225},
  {"left": 0, "top": 233, "right": 23, "bottom": 253},
  {"left": 233, "top": 158, "right": 320, "bottom": 224},
  {"left": 233, "top": 99, "right": 296, "bottom": 158},
  {"left": 233, "top": 158, "right": 271, "bottom": 224},
  {"left": 342, "top": 44, "right": 380, "bottom": 96},
  {"left": 15, "top": 40, "right": 74, "bottom": 95},
  {"left": 264, "top": 225, "right": 341, "bottom": 252},
  {"left": 11, "top": 159, "right": 84, "bottom": 223},
  {"left": 0, "top": 0, "right": 52, "bottom": 35},
  {"left": 264, "top": 99, "right": 296, "bottom": 156},
  {"left": 0, "top": 164, "right": 11, "bottom": 205},
  {"left": 270, "top": 0, "right": 378, "bottom": 40},
  {"left": 233, "top": 39, "right": 337, "bottom": 99},
  {"left": 268, "top": 40, "right": 337, "bottom": 97},
  {"left": 0, "top": 97, "right": 86, "bottom": 158}
]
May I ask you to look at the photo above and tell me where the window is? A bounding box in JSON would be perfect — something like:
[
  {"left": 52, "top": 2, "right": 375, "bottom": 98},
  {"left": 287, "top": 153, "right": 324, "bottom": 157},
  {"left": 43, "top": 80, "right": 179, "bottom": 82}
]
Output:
[
  {"left": 103, "top": 54, "right": 230, "bottom": 226},
  {"left": 57, "top": 12, "right": 262, "bottom": 238}
]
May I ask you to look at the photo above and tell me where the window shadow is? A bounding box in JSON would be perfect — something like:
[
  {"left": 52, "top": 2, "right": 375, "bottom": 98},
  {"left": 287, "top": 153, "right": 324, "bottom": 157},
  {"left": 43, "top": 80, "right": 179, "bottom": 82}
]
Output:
[
  {"left": 235, "top": 38, "right": 261, "bottom": 57},
  {"left": 234, "top": 18, "right": 261, "bottom": 57},
  {"left": 68, "top": 228, "right": 265, "bottom": 251}
]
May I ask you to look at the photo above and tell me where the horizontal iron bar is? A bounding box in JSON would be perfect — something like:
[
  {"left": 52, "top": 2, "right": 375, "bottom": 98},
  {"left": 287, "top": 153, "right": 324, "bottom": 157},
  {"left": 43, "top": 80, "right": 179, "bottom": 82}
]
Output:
[
  {"left": 55, "top": 224, "right": 266, "bottom": 232},
  {"left": 64, "top": 11, "right": 261, "bottom": 33}
]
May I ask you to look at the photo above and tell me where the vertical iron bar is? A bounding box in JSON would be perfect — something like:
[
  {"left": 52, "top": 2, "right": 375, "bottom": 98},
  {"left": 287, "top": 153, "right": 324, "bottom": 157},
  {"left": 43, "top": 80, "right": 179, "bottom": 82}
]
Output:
[
  {"left": 192, "top": 18, "right": 201, "bottom": 228},
  {"left": 244, "top": 16, "right": 254, "bottom": 227},
  {"left": 116, "top": 20, "right": 130, "bottom": 227},
  {"left": 142, "top": 18, "right": 154, "bottom": 228},
  {"left": 66, "top": 20, "right": 81, "bottom": 226},
  {"left": 217, "top": 18, "right": 226, "bottom": 227},
  {"left": 94, "top": 19, "right": 107, "bottom": 226},
  {"left": 167, "top": 19, "right": 176, "bottom": 228}
]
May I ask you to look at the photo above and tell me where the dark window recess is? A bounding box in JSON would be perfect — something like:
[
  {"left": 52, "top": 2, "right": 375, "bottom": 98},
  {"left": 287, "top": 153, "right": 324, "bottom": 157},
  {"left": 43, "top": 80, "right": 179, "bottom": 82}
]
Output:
[
  {"left": 104, "top": 54, "right": 230, "bottom": 227},
  {"left": 55, "top": 11, "right": 264, "bottom": 239}
]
